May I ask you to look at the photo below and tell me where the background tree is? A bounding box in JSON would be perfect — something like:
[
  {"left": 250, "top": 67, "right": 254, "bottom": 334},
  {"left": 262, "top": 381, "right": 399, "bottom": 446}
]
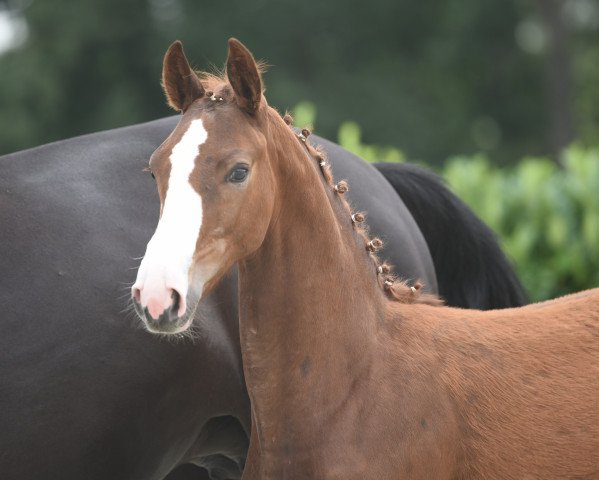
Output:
[{"left": 0, "top": 0, "right": 597, "bottom": 164}]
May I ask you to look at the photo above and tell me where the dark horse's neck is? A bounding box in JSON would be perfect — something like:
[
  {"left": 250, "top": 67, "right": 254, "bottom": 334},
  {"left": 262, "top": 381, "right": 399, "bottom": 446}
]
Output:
[{"left": 237, "top": 115, "right": 387, "bottom": 477}]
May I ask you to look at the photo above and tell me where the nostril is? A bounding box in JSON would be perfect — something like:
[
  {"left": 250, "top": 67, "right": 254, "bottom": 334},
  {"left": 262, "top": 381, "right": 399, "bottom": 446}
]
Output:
[
  {"left": 132, "top": 287, "right": 141, "bottom": 304},
  {"left": 169, "top": 289, "right": 181, "bottom": 318}
]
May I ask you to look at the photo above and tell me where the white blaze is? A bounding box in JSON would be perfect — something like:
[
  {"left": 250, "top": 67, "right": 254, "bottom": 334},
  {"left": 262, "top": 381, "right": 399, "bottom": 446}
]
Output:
[{"left": 134, "top": 119, "right": 207, "bottom": 317}]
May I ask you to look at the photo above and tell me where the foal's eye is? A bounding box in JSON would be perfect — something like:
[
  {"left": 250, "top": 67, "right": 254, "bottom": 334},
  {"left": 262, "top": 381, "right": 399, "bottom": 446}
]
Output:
[{"left": 227, "top": 165, "right": 249, "bottom": 183}]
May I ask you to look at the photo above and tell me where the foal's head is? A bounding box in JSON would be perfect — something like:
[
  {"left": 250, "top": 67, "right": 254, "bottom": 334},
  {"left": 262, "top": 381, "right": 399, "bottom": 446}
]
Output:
[
  {"left": 132, "top": 39, "right": 276, "bottom": 334},
  {"left": 132, "top": 39, "right": 438, "bottom": 334}
]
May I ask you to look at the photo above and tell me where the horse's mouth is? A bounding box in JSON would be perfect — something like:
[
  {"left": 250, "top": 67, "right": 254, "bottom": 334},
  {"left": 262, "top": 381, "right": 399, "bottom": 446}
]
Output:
[
  {"left": 143, "top": 313, "right": 193, "bottom": 335},
  {"left": 132, "top": 297, "right": 196, "bottom": 335}
]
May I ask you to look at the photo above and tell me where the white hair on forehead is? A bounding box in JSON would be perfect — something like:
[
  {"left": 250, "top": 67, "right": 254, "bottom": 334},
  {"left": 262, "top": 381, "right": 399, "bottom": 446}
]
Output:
[
  {"left": 159, "top": 118, "right": 206, "bottom": 251},
  {"left": 135, "top": 119, "right": 207, "bottom": 313}
]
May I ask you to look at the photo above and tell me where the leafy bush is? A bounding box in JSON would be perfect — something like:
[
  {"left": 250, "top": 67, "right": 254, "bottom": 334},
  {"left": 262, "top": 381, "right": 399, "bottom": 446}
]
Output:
[{"left": 443, "top": 147, "right": 599, "bottom": 301}]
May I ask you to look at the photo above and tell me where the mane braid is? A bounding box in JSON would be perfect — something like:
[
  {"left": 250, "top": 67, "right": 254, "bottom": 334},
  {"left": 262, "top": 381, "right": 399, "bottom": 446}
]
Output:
[{"left": 285, "top": 115, "right": 443, "bottom": 307}]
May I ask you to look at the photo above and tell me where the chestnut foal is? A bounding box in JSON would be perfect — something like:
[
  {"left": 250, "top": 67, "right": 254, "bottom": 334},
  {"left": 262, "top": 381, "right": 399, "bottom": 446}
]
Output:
[{"left": 135, "top": 39, "right": 599, "bottom": 479}]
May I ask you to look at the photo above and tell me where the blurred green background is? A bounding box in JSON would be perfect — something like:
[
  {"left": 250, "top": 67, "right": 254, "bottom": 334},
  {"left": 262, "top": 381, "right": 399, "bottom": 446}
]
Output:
[{"left": 0, "top": 0, "right": 598, "bottom": 300}]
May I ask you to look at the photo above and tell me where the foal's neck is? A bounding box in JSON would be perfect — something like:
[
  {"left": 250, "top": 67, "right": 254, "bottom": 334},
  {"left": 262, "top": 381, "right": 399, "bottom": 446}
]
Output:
[{"left": 237, "top": 117, "right": 386, "bottom": 472}]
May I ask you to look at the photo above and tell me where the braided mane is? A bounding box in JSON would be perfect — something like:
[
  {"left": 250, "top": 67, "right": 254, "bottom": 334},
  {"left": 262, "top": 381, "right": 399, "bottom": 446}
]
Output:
[{"left": 282, "top": 113, "right": 442, "bottom": 307}]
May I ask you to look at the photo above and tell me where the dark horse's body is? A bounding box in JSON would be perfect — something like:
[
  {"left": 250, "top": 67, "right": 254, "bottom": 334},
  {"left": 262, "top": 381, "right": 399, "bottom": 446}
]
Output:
[{"left": 0, "top": 117, "right": 525, "bottom": 480}]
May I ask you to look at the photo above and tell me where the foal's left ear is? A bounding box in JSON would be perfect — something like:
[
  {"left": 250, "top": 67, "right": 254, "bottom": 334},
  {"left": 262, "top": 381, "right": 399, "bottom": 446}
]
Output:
[
  {"left": 226, "top": 38, "right": 262, "bottom": 114},
  {"left": 162, "top": 41, "right": 205, "bottom": 112}
]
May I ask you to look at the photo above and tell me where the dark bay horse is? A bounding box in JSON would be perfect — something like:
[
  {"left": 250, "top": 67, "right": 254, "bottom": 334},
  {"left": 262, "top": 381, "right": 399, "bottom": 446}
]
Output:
[
  {"left": 0, "top": 56, "right": 525, "bottom": 480},
  {"left": 137, "top": 38, "right": 598, "bottom": 479}
]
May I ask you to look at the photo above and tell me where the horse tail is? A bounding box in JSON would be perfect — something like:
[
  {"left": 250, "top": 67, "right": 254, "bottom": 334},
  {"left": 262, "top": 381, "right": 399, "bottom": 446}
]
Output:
[{"left": 375, "top": 162, "right": 527, "bottom": 310}]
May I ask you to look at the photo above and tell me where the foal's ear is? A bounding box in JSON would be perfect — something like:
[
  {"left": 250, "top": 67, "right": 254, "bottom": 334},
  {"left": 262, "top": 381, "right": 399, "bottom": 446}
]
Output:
[
  {"left": 162, "top": 41, "right": 205, "bottom": 112},
  {"left": 226, "top": 38, "right": 262, "bottom": 114}
]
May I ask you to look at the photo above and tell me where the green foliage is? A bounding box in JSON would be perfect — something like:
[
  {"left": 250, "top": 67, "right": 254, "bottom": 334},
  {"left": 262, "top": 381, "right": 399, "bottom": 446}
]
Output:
[
  {"left": 443, "top": 147, "right": 599, "bottom": 301},
  {"left": 292, "top": 102, "right": 404, "bottom": 162},
  {"left": 0, "top": 0, "right": 165, "bottom": 152},
  {"left": 292, "top": 101, "right": 317, "bottom": 132},
  {"left": 3, "top": 0, "right": 595, "bottom": 163},
  {"left": 337, "top": 121, "right": 405, "bottom": 163}
]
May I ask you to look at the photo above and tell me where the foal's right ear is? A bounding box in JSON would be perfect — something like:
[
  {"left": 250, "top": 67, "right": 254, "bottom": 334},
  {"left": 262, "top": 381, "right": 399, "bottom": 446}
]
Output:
[{"left": 162, "top": 41, "right": 205, "bottom": 112}]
